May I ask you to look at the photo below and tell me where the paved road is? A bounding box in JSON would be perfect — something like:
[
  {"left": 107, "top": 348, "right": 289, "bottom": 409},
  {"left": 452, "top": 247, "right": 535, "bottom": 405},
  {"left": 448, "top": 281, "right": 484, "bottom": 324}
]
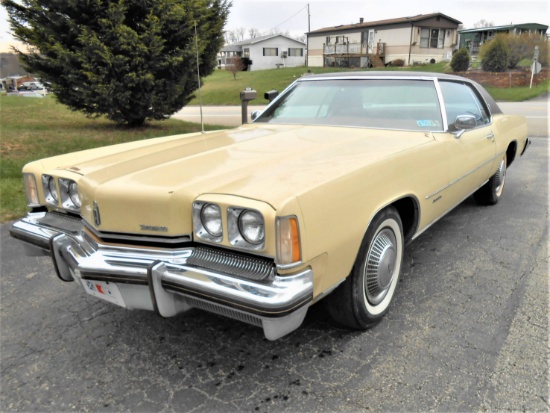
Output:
[
  {"left": 1, "top": 139, "right": 547, "bottom": 411},
  {"left": 173, "top": 100, "right": 548, "bottom": 136}
]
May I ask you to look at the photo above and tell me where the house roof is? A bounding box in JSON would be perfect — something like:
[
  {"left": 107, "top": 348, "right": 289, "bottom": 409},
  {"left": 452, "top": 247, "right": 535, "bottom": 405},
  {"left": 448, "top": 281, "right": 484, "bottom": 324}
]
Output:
[
  {"left": 459, "top": 23, "right": 548, "bottom": 34},
  {"left": 308, "top": 13, "right": 462, "bottom": 34},
  {"left": 221, "top": 34, "right": 306, "bottom": 52}
]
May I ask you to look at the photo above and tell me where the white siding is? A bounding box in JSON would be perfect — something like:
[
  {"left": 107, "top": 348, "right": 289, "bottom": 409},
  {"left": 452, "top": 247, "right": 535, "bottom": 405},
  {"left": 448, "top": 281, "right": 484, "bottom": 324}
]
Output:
[{"left": 248, "top": 37, "right": 306, "bottom": 71}]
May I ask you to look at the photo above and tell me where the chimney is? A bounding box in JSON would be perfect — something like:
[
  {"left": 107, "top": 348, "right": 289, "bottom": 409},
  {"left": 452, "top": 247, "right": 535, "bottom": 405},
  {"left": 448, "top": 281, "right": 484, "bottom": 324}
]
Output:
[{"left": 360, "top": 18, "right": 364, "bottom": 23}]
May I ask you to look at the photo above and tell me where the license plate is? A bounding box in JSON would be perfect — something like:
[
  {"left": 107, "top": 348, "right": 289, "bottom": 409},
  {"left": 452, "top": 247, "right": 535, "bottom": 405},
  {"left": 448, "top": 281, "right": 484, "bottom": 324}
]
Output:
[{"left": 81, "top": 279, "right": 126, "bottom": 308}]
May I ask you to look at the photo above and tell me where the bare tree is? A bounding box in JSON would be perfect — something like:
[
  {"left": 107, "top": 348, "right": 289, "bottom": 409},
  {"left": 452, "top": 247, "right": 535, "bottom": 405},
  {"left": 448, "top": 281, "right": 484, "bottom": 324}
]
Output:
[
  {"left": 235, "top": 27, "right": 246, "bottom": 42},
  {"left": 473, "top": 19, "right": 494, "bottom": 28},
  {"left": 225, "top": 56, "right": 245, "bottom": 80},
  {"left": 248, "top": 28, "right": 260, "bottom": 38}
]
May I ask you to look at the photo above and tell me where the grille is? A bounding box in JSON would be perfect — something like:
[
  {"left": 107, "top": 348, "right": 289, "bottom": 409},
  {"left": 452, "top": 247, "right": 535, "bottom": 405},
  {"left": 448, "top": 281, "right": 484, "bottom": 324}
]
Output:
[
  {"left": 185, "top": 295, "right": 263, "bottom": 327},
  {"left": 39, "top": 212, "right": 83, "bottom": 233},
  {"left": 187, "top": 247, "right": 274, "bottom": 282}
]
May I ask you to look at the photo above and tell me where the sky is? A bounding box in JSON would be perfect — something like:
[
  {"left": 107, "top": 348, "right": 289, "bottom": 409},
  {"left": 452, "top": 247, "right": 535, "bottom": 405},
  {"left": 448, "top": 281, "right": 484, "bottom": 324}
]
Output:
[{"left": 1, "top": 0, "right": 549, "bottom": 43}]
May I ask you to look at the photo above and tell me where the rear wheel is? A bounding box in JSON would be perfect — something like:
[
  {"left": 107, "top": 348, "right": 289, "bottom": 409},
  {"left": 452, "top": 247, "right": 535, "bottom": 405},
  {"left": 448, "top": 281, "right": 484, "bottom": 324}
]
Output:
[
  {"left": 474, "top": 154, "right": 507, "bottom": 205},
  {"left": 325, "top": 206, "right": 404, "bottom": 329}
]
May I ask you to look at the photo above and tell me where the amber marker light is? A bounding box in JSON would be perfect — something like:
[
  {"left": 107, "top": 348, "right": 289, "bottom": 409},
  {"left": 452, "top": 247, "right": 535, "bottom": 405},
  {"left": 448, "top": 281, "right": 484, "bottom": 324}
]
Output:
[
  {"left": 277, "top": 216, "right": 301, "bottom": 265},
  {"left": 23, "top": 173, "right": 40, "bottom": 206}
]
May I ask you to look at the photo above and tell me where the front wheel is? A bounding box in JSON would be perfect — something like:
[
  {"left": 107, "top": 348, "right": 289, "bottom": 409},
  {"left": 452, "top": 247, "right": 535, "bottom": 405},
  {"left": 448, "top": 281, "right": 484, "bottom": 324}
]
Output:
[
  {"left": 325, "top": 206, "right": 404, "bottom": 329},
  {"left": 474, "top": 154, "right": 507, "bottom": 205}
]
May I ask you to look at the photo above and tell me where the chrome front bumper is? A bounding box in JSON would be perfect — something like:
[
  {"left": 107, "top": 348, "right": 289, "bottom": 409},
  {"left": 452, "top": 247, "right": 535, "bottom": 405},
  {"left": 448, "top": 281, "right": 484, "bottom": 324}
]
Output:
[{"left": 10, "top": 212, "right": 313, "bottom": 340}]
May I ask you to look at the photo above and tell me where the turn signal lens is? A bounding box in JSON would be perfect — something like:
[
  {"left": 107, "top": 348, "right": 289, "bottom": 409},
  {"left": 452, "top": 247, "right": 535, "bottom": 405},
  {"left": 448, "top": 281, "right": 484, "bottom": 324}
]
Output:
[
  {"left": 276, "top": 216, "right": 301, "bottom": 265},
  {"left": 23, "top": 173, "right": 40, "bottom": 206}
]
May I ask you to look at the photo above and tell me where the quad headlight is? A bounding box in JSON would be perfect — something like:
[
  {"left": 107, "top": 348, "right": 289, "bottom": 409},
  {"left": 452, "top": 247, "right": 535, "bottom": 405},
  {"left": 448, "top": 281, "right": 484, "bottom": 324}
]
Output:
[
  {"left": 42, "top": 175, "right": 59, "bottom": 205},
  {"left": 59, "top": 178, "right": 81, "bottom": 211},
  {"left": 41, "top": 175, "right": 81, "bottom": 212},
  {"left": 237, "top": 210, "right": 265, "bottom": 245},
  {"left": 228, "top": 207, "right": 265, "bottom": 250},
  {"left": 193, "top": 202, "right": 266, "bottom": 250},
  {"left": 193, "top": 202, "right": 223, "bottom": 242},
  {"left": 200, "top": 203, "right": 223, "bottom": 237}
]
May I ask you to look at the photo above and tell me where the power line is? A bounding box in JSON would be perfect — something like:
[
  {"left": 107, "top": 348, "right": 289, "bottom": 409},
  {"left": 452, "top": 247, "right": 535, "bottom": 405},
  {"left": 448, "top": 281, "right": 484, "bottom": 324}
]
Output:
[{"left": 267, "top": 4, "right": 308, "bottom": 33}]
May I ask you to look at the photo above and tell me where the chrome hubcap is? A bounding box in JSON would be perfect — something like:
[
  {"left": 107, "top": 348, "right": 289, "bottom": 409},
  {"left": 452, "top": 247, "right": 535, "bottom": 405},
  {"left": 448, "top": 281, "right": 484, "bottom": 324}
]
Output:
[
  {"left": 365, "top": 228, "right": 397, "bottom": 306},
  {"left": 495, "top": 158, "right": 506, "bottom": 197}
]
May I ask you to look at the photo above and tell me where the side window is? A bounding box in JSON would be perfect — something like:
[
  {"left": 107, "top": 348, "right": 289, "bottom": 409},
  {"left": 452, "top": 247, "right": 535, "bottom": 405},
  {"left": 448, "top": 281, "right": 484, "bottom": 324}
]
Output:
[{"left": 439, "top": 81, "right": 490, "bottom": 130}]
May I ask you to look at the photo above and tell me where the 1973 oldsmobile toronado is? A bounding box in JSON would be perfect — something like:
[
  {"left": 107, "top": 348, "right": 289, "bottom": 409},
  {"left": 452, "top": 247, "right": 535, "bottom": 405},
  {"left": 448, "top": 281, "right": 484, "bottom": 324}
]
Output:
[{"left": 10, "top": 72, "right": 530, "bottom": 340}]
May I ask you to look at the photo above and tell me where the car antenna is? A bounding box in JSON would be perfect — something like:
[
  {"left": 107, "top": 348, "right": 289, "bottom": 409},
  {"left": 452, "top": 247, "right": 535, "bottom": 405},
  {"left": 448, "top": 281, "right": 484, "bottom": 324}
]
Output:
[{"left": 194, "top": 21, "right": 205, "bottom": 134}]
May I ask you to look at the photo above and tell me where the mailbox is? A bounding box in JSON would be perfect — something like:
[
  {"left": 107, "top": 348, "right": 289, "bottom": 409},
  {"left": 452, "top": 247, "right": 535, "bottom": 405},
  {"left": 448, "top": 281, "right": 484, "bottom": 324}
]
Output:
[
  {"left": 264, "top": 90, "right": 279, "bottom": 102},
  {"left": 240, "top": 88, "right": 257, "bottom": 124},
  {"left": 240, "top": 88, "right": 257, "bottom": 101}
]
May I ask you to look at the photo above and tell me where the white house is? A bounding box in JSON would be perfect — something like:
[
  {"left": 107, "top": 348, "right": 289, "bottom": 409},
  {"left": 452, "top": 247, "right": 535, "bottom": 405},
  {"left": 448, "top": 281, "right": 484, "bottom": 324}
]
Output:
[
  {"left": 307, "top": 13, "right": 462, "bottom": 68},
  {"left": 220, "top": 34, "right": 306, "bottom": 71}
]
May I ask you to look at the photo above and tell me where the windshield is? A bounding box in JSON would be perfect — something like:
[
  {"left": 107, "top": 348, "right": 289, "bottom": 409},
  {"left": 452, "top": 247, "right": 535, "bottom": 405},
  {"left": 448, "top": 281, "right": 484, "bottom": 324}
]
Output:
[{"left": 255, "top": 78, "right": 444, "bottom": 132}]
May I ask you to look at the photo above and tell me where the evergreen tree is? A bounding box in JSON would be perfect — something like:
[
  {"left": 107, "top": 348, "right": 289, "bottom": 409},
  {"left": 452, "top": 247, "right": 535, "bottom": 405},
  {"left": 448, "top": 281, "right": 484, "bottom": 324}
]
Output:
[{"left": 3, "top": 0, "right": 231, "bottom": 126}]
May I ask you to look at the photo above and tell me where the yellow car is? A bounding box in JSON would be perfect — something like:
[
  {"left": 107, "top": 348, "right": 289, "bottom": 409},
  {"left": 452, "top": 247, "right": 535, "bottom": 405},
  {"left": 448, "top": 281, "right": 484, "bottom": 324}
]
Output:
[{"left": 10, "top": 72, "right": 530, "bottom": 340}]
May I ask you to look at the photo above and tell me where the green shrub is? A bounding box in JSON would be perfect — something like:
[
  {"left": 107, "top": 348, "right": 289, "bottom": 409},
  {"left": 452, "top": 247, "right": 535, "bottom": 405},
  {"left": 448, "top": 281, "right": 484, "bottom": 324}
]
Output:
[
  {"left": 450, "top": 48, "right": 470, "bottom": 72},
  {"left": 480, "top": 36, "right": 510, "bottom": 72}
]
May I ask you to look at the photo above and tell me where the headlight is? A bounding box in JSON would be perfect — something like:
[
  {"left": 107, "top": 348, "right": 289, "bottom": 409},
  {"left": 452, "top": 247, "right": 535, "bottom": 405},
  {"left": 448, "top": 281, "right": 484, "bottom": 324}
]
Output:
[
  {"left": 228, "top": 207, "right": 265, "bottom": 250},
  {"left": 201, "top": 203, "right": 223, "bottom": 237},
  {"left": 59, "top": 178, "right": 81, "bottom": 211},
  {"left": 193, "top": 202, "right": 223, "bottom": 242},
  {"left": 42, "top": 175, "right": 58, "bottom": 205},
  {"left": 48, "top": 177, "right": 58, "bottom": 202},
  {"left": 69, "top": 181, "right": 81, "bottom": 207},
  {"left": 238, "top": 210, "right": 265, "bottom": 245}
]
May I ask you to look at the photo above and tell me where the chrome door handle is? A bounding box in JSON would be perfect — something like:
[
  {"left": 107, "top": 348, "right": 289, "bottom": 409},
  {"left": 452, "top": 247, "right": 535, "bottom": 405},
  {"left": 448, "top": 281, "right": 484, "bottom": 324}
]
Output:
[{"left": 486, "top": 133, "right": 495, "bottom": 139}]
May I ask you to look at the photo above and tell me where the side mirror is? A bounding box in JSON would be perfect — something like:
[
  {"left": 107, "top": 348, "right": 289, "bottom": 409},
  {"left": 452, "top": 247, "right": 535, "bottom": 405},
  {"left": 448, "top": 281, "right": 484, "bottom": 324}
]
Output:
[
  {"left": 453, "top": 115, "right": 476, "bottom": 138},
  {"left": 251, "top": 110, "right": 261, "bottom": 121}
]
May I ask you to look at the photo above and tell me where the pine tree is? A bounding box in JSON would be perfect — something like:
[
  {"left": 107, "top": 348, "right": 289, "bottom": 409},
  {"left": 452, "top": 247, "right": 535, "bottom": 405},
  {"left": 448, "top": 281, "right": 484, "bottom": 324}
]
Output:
[{"left": 3, "top": 0, "right": 231, "bottom": 126}]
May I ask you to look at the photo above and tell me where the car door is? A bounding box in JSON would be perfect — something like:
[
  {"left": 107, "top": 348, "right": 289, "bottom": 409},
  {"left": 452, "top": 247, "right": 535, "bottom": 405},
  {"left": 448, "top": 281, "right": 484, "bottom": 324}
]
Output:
[{"left": 433, "top": 80, "right": 496, "bottom": 207}]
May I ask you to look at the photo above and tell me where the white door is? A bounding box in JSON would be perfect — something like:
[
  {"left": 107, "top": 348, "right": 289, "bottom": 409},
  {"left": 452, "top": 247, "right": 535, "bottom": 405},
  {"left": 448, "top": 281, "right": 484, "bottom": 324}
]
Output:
[{"left": 367, "top": 29, "right": 375, "bottom": 53}]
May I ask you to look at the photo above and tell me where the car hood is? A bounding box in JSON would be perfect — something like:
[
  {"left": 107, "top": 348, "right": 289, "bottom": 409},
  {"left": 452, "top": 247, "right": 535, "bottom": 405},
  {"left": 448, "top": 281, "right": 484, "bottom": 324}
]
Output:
[{"left": 66, "top": 124, "right": 432, "bottom": 235}]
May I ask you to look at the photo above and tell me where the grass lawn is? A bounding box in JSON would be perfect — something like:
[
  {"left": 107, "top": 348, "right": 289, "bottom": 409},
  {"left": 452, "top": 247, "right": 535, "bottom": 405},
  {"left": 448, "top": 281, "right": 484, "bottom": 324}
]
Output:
[
  {"left": 191, "top": 63, "right": 548, "bottom": 105},
  {"left": 487, "top": 79, "right": 550, "bottom": 101},
  {"left": 0, "top": 95, "right": 226, "bottom": 221},
  {"left": 191, "top": 62, "right": 449, "bottom": 105}
]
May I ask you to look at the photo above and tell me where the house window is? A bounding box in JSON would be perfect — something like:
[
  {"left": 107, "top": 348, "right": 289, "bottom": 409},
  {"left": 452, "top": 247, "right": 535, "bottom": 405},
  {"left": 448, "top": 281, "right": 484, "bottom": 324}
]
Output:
[
  {"left": 288, "top": 48, "right": 303, "bottom": 57},
  {"left": 243, "top": 48, "right": 250, "bottom": 58},
  {"left": 263, "top": 47, "right": 278, "bottom": 56},
  {"left": 420, "top": 28, "right": 445, "bottom": 49},
  {"left": 326, "top": 36, "right": 331, "bottom": 44}
]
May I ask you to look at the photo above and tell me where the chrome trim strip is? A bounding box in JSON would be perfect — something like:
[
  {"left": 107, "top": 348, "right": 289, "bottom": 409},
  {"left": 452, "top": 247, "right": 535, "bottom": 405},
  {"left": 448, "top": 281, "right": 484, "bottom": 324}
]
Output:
[
  {"left": 413, "top": 179, "right": 489, "bottom": 241},
  {"left": 84, "top": 222, "right": 192, "bottom": 245},
  {"left": 425, "top": 152, "right": 503, "bottom": 200}
]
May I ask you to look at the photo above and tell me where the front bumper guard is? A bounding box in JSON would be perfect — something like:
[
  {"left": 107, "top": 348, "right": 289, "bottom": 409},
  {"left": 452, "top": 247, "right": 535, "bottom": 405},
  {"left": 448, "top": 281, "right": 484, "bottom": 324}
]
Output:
[{"left": 11, "top": 214, "right": 313, "bottom": 340}]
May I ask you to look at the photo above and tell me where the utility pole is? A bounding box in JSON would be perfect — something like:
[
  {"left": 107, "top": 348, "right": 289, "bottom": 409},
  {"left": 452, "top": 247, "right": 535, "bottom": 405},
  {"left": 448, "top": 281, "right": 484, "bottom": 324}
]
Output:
[{"left": 306, "top": 3, "right": 310, "bottom": 67}]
